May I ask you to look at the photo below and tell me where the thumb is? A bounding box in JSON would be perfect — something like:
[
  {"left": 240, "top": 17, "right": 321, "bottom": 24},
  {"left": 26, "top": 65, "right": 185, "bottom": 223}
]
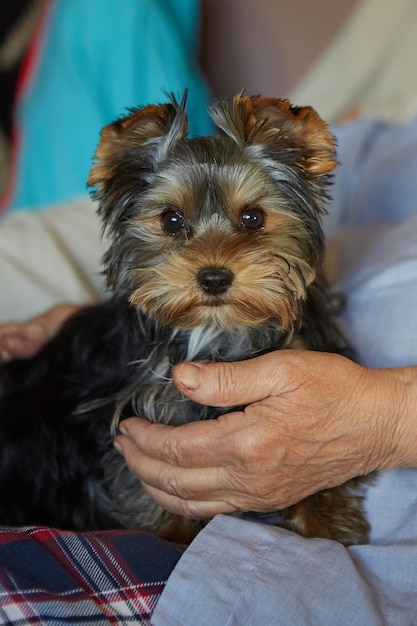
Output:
[{"left": 173, "top": 352, "right": 290, "bottom": 407}]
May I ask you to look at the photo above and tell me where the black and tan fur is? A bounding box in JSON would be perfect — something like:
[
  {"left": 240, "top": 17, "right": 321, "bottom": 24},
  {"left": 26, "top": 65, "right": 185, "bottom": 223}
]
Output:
[{"left": 0, "top": 94, "right": 369, "bottom": 545}]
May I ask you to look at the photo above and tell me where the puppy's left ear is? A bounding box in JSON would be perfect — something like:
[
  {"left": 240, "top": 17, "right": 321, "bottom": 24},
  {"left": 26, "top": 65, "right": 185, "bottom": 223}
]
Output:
[
  {"left": 210, "top": 95, "right": 337, "bottom": 178},
  {"left": 88, "top": 96, "right": 188, "bottom": 188}
]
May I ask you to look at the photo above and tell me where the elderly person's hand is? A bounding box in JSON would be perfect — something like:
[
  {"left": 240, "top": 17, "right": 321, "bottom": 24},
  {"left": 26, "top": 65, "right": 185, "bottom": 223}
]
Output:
[
  {"left": 0, "top": 304, "right": 80, "bottom": 364},
  {"left": 114, "top": 351, "right": 417, "bottom": 520}
]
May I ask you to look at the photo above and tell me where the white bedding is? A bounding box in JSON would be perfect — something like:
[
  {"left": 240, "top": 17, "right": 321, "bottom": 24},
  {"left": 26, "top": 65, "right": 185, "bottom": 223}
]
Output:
[{"left": 0, "top": 198, "right": 106, "bottom": 322}]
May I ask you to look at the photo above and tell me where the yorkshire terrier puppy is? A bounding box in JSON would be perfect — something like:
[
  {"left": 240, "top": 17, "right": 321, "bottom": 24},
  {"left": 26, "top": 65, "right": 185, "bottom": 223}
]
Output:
[{"left": 0, "top": 94, "right": 370, "bottom": 545}]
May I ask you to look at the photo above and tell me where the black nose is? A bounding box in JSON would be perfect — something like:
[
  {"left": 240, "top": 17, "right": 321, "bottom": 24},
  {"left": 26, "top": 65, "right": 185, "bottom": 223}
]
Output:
[{"left": 197, "top": 267, "right": 234, "bottom": 296}]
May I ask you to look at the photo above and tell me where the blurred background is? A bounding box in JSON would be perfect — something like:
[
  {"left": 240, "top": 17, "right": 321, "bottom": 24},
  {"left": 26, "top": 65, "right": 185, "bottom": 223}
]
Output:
[
  {"left": 0, "top": 0, "right": 361, "bottom": 212},
  {"left": 201, "top": 0, "right": 359, "bottom": 98},
  {"left": 3, "top": 0, "right": 416, "bottom": 216},
  {"left": 1, "top": 0, "right": 417, "bottom": 322}
]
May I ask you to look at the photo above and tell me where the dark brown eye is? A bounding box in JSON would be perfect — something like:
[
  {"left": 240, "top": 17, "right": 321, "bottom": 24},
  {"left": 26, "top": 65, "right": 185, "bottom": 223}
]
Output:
[
  {"left": 161, "top": 210, "right": 188, "bottom": 236},
  {"left": 240, "top": 207, "right": 265, "bottom": 232}
]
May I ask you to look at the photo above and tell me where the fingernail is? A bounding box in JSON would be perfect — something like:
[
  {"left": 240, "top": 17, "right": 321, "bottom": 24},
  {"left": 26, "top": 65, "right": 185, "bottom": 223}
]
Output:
[
  {"left": 119, "top": 424, "right": 128, "bottom": 435},
  {"left": 113, "top": 438, "right": 123, "bottom": 453},
  {"left": 177, "top": 362, "right": 203, "bottom": 390}
]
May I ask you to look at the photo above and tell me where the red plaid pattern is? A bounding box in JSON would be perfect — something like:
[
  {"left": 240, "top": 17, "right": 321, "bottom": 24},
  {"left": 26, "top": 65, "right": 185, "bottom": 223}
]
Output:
[{"left": 0, "top": 526, "right": 183, "bottom": 624}]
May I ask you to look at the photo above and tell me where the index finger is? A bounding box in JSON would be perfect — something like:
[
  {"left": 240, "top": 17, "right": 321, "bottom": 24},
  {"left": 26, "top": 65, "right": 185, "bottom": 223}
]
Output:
[{"left": 118, "top": 414, "right": 244, "bottom": 468}]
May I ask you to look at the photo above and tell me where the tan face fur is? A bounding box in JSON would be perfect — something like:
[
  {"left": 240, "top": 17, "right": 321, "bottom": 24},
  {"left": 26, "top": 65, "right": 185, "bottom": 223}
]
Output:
[{"left": 89, "top": 95, "right": 337, "bottom": 333}]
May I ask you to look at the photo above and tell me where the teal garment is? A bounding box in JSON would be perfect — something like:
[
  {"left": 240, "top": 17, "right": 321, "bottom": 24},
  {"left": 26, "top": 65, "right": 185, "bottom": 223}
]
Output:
[{"left": 7, "top": 0, "right": 213, "bottom": 212}]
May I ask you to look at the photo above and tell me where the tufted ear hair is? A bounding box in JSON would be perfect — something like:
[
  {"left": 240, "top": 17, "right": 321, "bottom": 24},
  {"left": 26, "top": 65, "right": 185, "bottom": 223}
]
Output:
[
  {"left": 209, "top": 94, "right": 337, "bottom": 179},
  {"left": 88, "top": 94, "right": 189, "bottom": 189}
]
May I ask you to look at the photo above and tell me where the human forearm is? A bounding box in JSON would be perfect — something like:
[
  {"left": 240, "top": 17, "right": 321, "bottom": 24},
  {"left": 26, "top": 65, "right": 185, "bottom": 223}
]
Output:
[{"left": 374, "top": 365, "right": 417, "bottom": 470}]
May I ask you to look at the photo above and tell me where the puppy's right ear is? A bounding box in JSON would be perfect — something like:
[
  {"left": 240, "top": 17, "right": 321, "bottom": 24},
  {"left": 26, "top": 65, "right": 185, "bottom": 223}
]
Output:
[{"left": 88, "top": 97, "right": 189, "bottom": 189}]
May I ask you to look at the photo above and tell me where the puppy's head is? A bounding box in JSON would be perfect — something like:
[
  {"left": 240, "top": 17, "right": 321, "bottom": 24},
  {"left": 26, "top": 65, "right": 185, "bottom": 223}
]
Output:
[{"left": 89, "top": 94, "right": 337, "bottom": 332}]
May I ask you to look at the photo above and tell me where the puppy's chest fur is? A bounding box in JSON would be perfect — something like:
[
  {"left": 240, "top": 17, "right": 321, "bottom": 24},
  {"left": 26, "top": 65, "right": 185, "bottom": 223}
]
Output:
[
  {"left": 104, "top": 298, "right": 291, "bottom": 537},
  {"left": 112, "top": 303, "right": 289, "bottom": 425},
  {"left": 0, "top": 296, "right": 289, "bottom": 538}
]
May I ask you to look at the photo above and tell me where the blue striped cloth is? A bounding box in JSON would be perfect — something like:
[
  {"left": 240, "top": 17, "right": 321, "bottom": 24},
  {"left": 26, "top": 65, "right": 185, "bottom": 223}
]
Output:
[{"left": 0, "top": 526, "right": 184, "bottom": 624}]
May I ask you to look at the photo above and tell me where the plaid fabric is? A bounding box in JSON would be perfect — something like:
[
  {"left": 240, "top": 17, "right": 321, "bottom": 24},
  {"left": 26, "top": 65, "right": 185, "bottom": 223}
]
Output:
[{"left": 0, "top": 526, "right": 184, "bottom": 625}]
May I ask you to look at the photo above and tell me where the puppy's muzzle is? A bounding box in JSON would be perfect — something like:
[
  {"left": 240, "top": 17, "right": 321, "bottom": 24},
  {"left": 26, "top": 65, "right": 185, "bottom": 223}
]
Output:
[{"left": 197, "top": 267, "right": 234, "bottom": 296}]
